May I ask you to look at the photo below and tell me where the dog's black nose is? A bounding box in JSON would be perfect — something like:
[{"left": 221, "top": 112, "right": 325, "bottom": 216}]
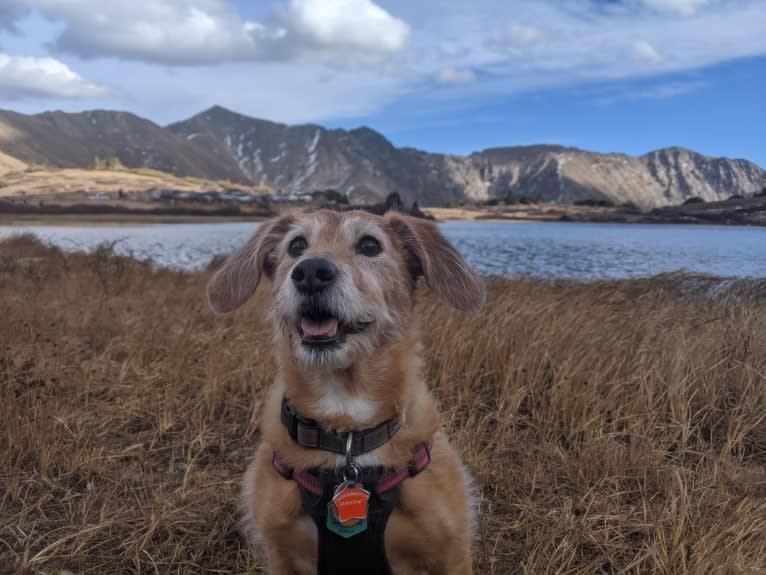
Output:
[{"left": 291, "top": 257, "right": 338, "bottom": 293}]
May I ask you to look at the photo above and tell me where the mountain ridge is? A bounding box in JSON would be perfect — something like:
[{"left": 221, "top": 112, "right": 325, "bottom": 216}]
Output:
[{"left": 1, "top": 105, "right": 763, "bottom": 208}]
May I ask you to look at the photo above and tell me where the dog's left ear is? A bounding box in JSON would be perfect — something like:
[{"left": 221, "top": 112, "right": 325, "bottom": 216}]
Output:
[
  {"left": 386, "top": 213, "right": 486, "bottom": 312},
  {"left": 207, "top": 216, "right": 294, "bottom": 314}
]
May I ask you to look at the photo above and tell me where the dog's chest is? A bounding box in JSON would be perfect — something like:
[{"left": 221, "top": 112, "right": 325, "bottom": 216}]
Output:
[{"left": 313, "top": 375, "right": 380, "bottom": 426}]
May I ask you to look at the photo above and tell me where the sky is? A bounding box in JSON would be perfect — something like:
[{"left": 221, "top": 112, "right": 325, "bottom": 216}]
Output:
[{"left": 0, "top": 0, "right": 764, "bottom": 166}]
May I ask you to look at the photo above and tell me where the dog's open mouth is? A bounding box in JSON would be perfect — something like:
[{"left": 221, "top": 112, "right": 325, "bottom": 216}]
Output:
[{"left": 297, "top": 308, "right": 370, "bottom": 348}]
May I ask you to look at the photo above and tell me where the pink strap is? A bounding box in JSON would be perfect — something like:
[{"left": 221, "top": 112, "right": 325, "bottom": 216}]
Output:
[
  {"left": 377, "top": 442, "right": 432, "bottom": 493},
  {"left": 272, "top": 442, "right": 432, "bottom": 496},
  {"left": 272, "top": 452, "right": 323, "bottom": 495}
]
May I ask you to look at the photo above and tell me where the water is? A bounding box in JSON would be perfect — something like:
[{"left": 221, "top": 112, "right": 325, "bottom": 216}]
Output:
[{"left": 0, "top": 220, "right": 764, "bottom": 279}]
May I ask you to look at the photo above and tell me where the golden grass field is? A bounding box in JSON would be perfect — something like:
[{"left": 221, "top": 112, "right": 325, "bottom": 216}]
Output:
[
  {"left": 2, "top": 235, "right": 766, "bottom": 574},
  {"left": 0, "top": 157, "right": 272, "bottom": 199}
]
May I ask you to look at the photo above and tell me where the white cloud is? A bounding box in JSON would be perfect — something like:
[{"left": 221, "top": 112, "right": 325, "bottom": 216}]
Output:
[
  {"left": 593, "top": 80, "right": 709, "bottom": 105},
  {"left": 0, "top": 2, "right": 28, "bottom": 32},
  {"left": 437, "top": 68, "right": 476, "bottom": 84},
  {"left": 632, "top": 40, "right": 663, "bottom": 63},
  {"left": 288, "top": 0, "right": 409, "bottom": 53},
  {"left": 640, "top": 0, "right": 711, "bottom": 16},
  {"left": 401, "top": 0, "right": 766, "bottom": 90},
  {"left": 1, "top": 0, "right": 765, "bottom": 120},
  {"left": 0, "top": 53, "right": 107, "bottom": 100},
  {"left": 3, "top": 0, "right": 409, "bottom": 66},
  {"left": 508, "top": 24, "right": 544, "bottom": 46}
]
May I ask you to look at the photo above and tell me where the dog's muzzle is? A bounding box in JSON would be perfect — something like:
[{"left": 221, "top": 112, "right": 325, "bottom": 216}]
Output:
[
  {"left": 291, "top": 257, "right": 337, "bottom": 295},
  {"left": 290, "top": 257, "right": 370, "bottom": 348}
]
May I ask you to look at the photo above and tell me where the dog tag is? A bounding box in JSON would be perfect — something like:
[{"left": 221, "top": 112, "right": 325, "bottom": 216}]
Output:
[
  {"left": 326, "top": 501, "right": 368, "bottom": 538},
  {"left": 332, "top": 482, "right": 370, "bottom": 525}
]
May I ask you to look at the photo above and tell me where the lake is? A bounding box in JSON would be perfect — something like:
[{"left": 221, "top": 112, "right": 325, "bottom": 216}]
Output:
[{"left": 0, "top": 221, "right": 764, "bottom": 279}]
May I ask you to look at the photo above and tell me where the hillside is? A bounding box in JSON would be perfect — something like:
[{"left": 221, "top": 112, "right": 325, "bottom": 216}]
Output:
[
  {"left": 0, "top": 150, "right": 25, "bottom": 176},
  {"left": 460, "top": 145, "right": 766, "bottom": 208},
  {"left": 0, "top": 109, "right": 247, "bottom": 183},
  {"left": 1, "top": 105, "right": 764, "bottom": 208},
  {"left": 168, "top": 106, "right": 466, "bottom": 206}
]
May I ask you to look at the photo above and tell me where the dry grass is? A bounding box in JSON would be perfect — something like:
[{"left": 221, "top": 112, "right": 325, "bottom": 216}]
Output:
[
  {"left": 2, "top": 235, "right": 766, "bottom": 574},
  {"left": 0, "top": 152, "right": 26, "bottom": 177},
  {"left": 0, "top": 168, "right": 273, "bottom": 199}
]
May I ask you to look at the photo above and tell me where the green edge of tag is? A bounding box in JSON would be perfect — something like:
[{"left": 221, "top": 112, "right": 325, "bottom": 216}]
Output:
[{"left": 326, "top": 502, "right": 368, "bottom": 539}]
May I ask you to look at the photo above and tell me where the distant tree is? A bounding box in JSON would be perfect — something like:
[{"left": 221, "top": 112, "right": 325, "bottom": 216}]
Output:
[
  {"left": 759, "top": 186, "right": 766, "bottom": 197},
  {"left": 410, "top": 201, "right": 431, "bottom": 219},
  {"left": 384, "top": 192, "right": 403, "bottom": 212},
  {"left": 93, "top": 156, "right": 124, "bottom": 170},
  {"left": 574, "top": 198, "right": 615, "bottom": 208},
  {"left": 682, "top": 196, "right": 705, "bottom": 205},
  {"left": 504, "top": 193, "right": 519, "bottom": 205},
  {"left": 313, "top": 188, "right": 348, "bottom": 204}
]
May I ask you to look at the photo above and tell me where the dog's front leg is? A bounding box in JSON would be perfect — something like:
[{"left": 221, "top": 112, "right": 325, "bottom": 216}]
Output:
[
  {"left": 261, "top": 525, "right": 317, "bottom": 575},
  {"left": 243, "top": 444, "right": 318, "bottom": 575}
]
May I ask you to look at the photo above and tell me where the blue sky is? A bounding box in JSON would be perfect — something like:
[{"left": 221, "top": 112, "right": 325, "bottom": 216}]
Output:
[{"left": 0, "top": 0, "right": 764, "bottom": 166}]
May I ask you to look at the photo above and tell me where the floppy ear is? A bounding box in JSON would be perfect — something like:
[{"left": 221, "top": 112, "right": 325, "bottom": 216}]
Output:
[
  {"left": 385, "top": 213, "right": 486, "bottom": 311},
  {"left": 207, "top": 216, "right": 294, "bottom": 314}
]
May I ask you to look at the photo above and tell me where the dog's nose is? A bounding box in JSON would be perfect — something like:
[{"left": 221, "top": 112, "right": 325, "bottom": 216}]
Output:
[{"left": 291, "top": 257, "right": 338, "bottom": 293}]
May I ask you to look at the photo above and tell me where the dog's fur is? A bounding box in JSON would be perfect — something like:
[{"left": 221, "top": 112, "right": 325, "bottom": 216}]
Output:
[{"left": 208, "top": 210, "right": 485, "bottom": 574}]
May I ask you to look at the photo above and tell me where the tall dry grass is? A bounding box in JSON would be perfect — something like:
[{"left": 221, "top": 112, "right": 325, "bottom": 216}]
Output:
[{"left": 1, "top": 235, "right": 766, "bottom": 574}]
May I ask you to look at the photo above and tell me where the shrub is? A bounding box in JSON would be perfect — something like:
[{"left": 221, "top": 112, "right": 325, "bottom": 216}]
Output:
[
  {"left": 574, "top": 198, "right": 615, "bottom": 207},
  {"left": 93, "top": 156, "right": 125, "bottom": 170}
]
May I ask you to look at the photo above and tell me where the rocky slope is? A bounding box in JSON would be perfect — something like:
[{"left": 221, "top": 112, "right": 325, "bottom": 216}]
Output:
[
  {"left": 170, "top": 107, "right": 765, "bottom": 208},
  {"left": 168, "top": 106, "right": 466, "bottom": 205},
  {"left": 459, "top": 146, "right": 765, "bottom": 208},
  {"left": 0, "top": 109, "right": 246, "bottom": 182},
  {"left": 1, "top": 106, "right": 763, "bottom": 208},
  {"left": 0, "top": 150, "right": 25, "bottom": 176}
]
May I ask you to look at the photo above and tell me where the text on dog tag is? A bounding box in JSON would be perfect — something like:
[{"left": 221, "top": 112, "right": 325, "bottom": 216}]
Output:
[{"left": 331, "top": 483, "right": 370, "bottom": 526}]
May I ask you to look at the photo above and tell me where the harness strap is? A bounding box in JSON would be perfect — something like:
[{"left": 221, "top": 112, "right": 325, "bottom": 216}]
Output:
[{"left": 272, "top": 442, "right": 432, "bottom": 495}]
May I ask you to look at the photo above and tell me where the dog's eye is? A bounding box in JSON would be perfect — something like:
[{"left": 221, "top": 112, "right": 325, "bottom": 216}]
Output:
[
  {"left": 288, "top": 236, "right": 308, "bottom": 257},
  {"left": 356, "top": 235, "right": 382, "bottom": 257}
]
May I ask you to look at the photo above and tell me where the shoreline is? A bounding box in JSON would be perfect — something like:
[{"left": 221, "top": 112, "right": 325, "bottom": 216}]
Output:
[
  {"left": 0, "top": 213, "right": 270, "bottom": 226},
  {"left": 425, "top": 198, "right": 766, "bottom": 226},
  {"left": 1, "top": 196, "right": 765, "bottom": 227}
]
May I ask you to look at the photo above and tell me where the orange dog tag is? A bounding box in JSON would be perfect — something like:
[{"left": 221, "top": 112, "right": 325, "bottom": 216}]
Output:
[{"left": 332, "top": 483, "right": 370, "bottom": 526}]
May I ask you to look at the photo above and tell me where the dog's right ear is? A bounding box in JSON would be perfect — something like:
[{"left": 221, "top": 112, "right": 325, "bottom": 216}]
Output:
[
  {"left": 207, "top": 216, "right": 294, "bottom": 314},
  {"left": 385, "top": 213, "right": 485, "bottom": 312}
]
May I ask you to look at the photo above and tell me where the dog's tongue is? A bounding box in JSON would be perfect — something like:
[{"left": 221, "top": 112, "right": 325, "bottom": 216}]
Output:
[{"left": 300, "top": 317, "right": 338, "bottom": 338}]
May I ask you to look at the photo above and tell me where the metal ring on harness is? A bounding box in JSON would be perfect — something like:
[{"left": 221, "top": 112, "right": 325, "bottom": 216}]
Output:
[{"left": 343, "top": 432, "right": 359, "bottom": 483}]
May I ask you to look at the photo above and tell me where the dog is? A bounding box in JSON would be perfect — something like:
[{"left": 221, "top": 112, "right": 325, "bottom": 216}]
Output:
[{"left": 208, "top": 209, "right": 485, "bottom": 574}]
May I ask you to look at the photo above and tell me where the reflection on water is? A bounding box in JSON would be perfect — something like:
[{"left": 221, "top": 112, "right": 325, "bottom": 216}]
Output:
[{"left": 1, "top": 220, "right": 764, "bottom": 279}]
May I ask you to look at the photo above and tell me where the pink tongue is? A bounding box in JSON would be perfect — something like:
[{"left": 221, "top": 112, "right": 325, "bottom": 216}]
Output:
[{"left": 300, "top": 317, "right": 338, "bottom": 338}]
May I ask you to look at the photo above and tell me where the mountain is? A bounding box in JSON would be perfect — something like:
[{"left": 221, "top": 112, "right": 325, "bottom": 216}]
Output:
[
  {"left": 2, "top": 105, "right": 764, "bottom": 208},
  {"left": 167, "top": 106, "right": 466, "bottom": 205},
  {"left": 460, "top": 145, "right": 766, "bottom": 208},
  {"left": 0, "top": 109, "right": 247, "bottom": 182},
  {"left": 169, "top": 106, "right": 766, "bottom": 208},
  {"left": 0, "top": 150, "right": 26, "bottom": 176}
]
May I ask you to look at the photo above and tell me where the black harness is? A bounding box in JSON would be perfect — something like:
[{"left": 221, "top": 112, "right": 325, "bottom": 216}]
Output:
[{"left": 273, "top": 398, "right": 432, "bottom": 575}]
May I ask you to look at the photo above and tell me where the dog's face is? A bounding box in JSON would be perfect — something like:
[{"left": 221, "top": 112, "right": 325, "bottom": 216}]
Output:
[{"left": 208, "top": 210, "right": 485, "bottom": 370}]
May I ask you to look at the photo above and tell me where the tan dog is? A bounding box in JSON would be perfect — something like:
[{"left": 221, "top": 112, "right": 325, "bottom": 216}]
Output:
[{"left": 208, "top": 209, "right": 485, "bottom": 575}]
